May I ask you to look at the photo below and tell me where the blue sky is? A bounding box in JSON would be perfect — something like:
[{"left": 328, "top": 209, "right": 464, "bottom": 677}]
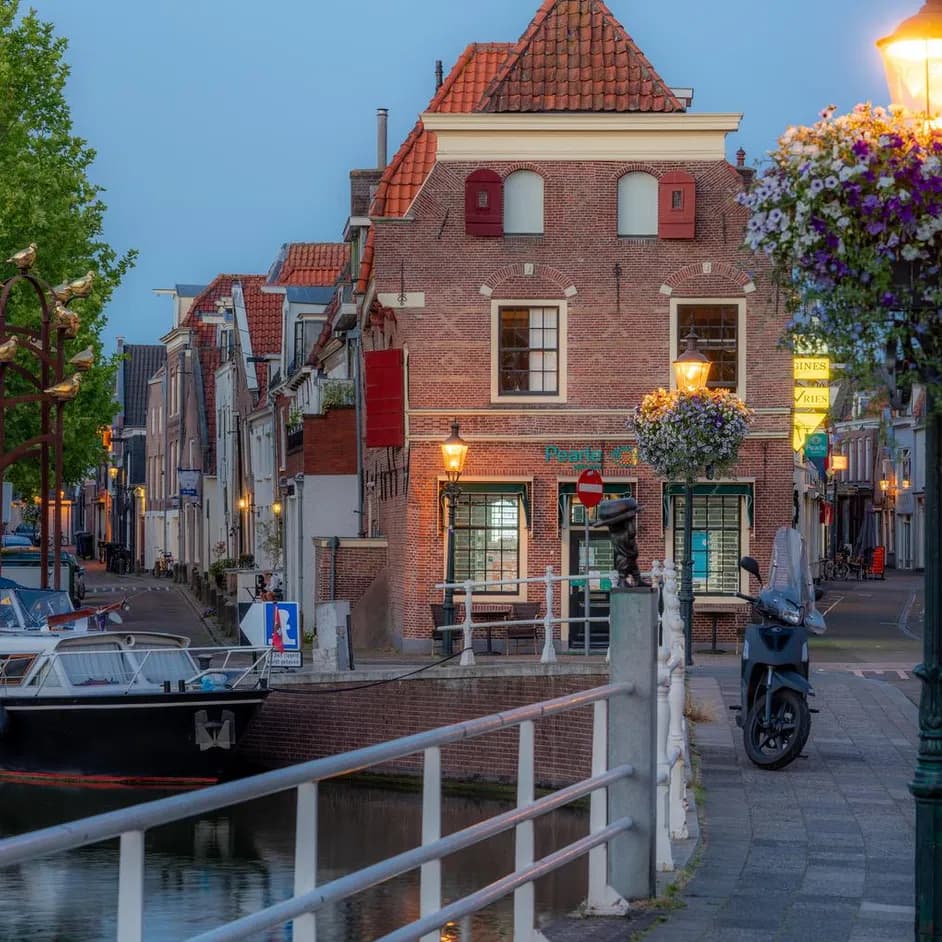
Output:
[{"left": 29, "top": 0, "right": 906, "bottom": 348}]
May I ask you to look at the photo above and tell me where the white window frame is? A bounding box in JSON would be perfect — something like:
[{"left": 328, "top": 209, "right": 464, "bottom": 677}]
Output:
[
  {"left": 490, "top": 299, "right": 568, "bottom": 404},
  {"left": 617, "top": 171, "right": 658, "bottom": 237},
  {"left": 669, "top": 297, "right": 747, "bottom": 398},
  {"left": 503, "top": 170, "right": 544, "bottom": 235}
]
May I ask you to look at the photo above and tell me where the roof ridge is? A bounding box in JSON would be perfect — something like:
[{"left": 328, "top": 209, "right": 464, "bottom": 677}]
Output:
[{"left": 477, "top": 0, "right": 684, "bottom": 114}]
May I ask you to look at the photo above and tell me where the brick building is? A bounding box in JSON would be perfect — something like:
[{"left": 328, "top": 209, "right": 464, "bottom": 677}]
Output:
[{"left": 321, "top": 0, "right": 792, "bottom": 652}]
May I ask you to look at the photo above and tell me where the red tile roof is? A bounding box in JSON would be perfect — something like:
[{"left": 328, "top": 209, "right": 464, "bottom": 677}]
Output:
[
  {"left": 269, "top": 242, "right": 348, "bottom": 286},
  {"left": 479, "top": 0, "right": 684, "bottom": 113}
]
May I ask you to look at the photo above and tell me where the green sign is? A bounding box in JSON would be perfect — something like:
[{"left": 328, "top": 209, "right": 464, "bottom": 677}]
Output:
[{"left": 804, "top": 432, "right": 828, "bottom": 459}]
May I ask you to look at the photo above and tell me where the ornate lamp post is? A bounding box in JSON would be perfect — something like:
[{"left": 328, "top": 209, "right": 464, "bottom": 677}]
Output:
[
  {"left": 0, "top": 247, "right": 93, "bottom": 589},
  {"left": 673, "top": 331, "right": 712, "bottom": 667},
  {"left": 440, "top": 420, "right": 468, "bottom": 657},
  {"left": 878, "top": 9, "right": 942, "bottom": 938}
]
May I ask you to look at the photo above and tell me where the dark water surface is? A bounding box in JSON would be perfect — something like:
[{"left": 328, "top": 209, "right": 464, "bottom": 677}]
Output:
[{"left": 0, "top": 781, "right": 588, "bottom": 941}]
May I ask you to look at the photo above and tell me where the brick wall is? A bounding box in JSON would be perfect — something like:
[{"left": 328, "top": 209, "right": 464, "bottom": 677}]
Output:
[
  {"left": 314, "top": 538, "right": 387, "bottom": 603},
  {"left": 240, "top": 671, "right": 605, "bottom": 788},
  {"left": 360, "top": 157, "right": 791, "bottom": 649},
  {"left": 304, "top": 407, "right": 356, "bottom": 475}
]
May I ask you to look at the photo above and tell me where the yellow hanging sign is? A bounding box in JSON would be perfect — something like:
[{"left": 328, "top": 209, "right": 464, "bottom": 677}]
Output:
[
  {"left": 793, "top": 387, "right": 830, "bottom": 409},
  {"left": 792, "top": 411, "right": 827, "bottom": 452},
  {"left": 793, "top": 357, "right": 830, "bottom": 380}
]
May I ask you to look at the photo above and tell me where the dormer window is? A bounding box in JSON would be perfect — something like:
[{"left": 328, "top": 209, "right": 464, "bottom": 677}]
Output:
[{"left": 465, "top": 169, "right": 503, "bottom": 236}]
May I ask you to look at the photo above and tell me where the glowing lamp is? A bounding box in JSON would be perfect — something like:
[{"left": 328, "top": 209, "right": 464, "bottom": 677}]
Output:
[
  {"left": 440, "top": 421, "right": 469, "bottom": 484},
  {"left": 673, "top": 331, "right": 712, "bottom": 393},
  {"left": 877, "top": 0, "right": 942, "bottom": 118}
]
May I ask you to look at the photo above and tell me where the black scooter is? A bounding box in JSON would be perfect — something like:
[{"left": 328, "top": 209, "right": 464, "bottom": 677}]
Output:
[{"left": 732, "top": 528, "right": 826, "bottom": 770}]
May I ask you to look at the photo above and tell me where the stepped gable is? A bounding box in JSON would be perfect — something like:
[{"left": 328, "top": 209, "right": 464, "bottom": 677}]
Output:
[{"left": 478, "top": 0, "right": 684, "bottom": 113}]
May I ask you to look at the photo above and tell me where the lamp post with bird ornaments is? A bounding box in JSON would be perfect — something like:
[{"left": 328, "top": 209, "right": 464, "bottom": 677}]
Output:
[{"left": 0, "top": 243, "right": 94, "bottom": 588}]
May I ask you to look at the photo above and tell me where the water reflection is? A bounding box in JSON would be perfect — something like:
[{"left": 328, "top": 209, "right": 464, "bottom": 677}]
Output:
[{"left": 0, "top": 781, "right": 588, "bottom": 941}]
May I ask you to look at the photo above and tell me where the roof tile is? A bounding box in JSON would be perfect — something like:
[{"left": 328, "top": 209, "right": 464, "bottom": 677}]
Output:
[{"left": 268, "top": 242, "right": 348, "bottom": 286}]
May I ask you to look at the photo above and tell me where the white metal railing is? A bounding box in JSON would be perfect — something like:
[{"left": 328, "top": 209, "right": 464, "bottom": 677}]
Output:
[
  {"left": 651, "top": 560, "right": 688, "bottom": 871},
  {"left": 434, "top": 566, "right": 620, "bottom": 666},
  {"left": 0, "top": 682, "right": 638, "bottom": 942}
]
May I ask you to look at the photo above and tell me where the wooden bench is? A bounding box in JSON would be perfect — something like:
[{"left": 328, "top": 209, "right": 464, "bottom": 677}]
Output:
[{"left": 430, "top": 602, "right": 541, "bottom": 654}]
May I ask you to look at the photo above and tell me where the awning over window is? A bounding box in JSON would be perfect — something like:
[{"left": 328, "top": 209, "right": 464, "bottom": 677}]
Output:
[
  {"left": 662, "top": 482, "right": 754, "bottom": 528},
  {"left": 439, "top": 481, "right": 531, "bottom": 529}
]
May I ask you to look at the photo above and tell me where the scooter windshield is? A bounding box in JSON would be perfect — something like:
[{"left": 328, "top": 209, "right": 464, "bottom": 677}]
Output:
[{"left": 765, "top": 527, "right": 826, "bottom": 635}]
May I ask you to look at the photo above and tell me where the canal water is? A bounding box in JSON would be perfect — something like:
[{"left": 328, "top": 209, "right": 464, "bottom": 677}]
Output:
[{"left": 0, "top": 780, "right": 589, "bottom": 941}]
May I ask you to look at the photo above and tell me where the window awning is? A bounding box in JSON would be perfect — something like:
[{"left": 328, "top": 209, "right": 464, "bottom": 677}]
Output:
[
  {"left": 662, "top": 482, "right": 754, "bottom": 528},
  {"left": 439, "top": 481, "right": 531, "bottom": 529}
]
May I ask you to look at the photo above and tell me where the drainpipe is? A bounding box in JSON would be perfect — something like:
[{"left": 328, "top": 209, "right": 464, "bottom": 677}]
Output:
[
  {"left": 351, "top": 328, "right": 366, "bottom": 537},
  {"left": 329, "top": 535, "right": 340, "bottom": 601},
  {"left": 296, "top": 473, "right": 305, "bottom": 624}
]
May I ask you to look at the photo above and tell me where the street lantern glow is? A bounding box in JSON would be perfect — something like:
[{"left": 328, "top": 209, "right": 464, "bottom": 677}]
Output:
[
  {"left": 238, "top": 496, "right": 248, "bottom": 511},
  {"left": 877, "top": 0, "right": 942, "bottom": 119},
  {"left": 272, "top": 500, "right": 282, "bottom": 516},
  {"left": 673, "top": 330, "right": 712, "bottom": 393},
  {"left": 440, "top": 421, "right": 468, "bottom": 484}
]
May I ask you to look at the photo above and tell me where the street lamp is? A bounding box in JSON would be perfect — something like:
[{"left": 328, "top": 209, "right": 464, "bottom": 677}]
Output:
[
  {"left": 878, "top": 8, "right": 942, "bottom": 937},
  {"left": 673, "top": 331, "right": 711, "bottom": 666},
  {"left": 440, "top": 420, "right": 468, "bottom": 657}
]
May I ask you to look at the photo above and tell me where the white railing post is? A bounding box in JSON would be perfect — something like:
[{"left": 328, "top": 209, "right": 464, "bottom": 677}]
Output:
[
  {"left": 117, "top": 829, "right": 145, "bottom": 942},
  {"left": 513, "top": 720, "right": 536, "bottom": 937},
  {"left": 420, "top": 746, "right": 442, "bottom": 942},
  {"left": 293, "top": 781, "right": 318, "bottom": 942},
  {"left": 663, "top": 560, "right": 689, "bottom": 839},
  {"left": 586, "top": 699, "right": 613, "bottom": 910},
  {"left": 655, "top": 645, "right": 674, "bottom": 872},
  {"left": 540, "top": 565, "right": 556, "bottom": 663},
  {"left": 460, "top": 579, "right": 476, "bottom": 667}
]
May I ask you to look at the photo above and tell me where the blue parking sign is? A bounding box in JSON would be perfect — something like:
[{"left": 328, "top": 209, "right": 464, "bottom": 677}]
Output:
[{"left": 265, "top": 602, "right": 300, "bottom": 651}]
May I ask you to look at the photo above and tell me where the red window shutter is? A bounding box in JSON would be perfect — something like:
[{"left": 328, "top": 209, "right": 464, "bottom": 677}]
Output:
[
  {"left": 465, "top": 169, "right": 503, "bottom": 237},
  {"left": 658, "top": 171, "right": 696, "bottom": 239},
  {"left": 364, "top": 348, "right": 405, "bottom": 448}
]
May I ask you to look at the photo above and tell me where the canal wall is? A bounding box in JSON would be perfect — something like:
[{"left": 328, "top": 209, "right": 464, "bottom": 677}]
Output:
[{"left": 239, "top": 664, "right": 608, "bottom": 789}]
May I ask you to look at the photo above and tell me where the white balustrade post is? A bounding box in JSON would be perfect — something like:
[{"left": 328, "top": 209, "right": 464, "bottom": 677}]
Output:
[
  {"left": 540, "top": 565, "right": 556, "bottom": 663},
  {"left": 513, "top": 720, "right": 536, "bottom": 937},
  {"left": 420, "top": 746, "right": 442, "bottom": 942},
  {"left": 293, "top": 781, "right": 318, "bottom": 942},
  {"left": 663, "top": 560, "right": 689, "bottom": 839},
  {"left": 587, "top": 699, "right": 614, "bottom": 910},
  {"left": 117, "top": 829, "right": 145, "bottom": 942},
  {"left": 460, "top": 579, "right": 476, "bottom": 666},
  {"left": 655, "top": 647, "right": 674, "bottom": 872}
]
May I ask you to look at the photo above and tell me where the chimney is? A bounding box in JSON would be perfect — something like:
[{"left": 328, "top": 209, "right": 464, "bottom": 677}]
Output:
[
  {"left": 377, "top": 108, "right": 388, "bottom": 171},
  {"left": 435, "top": 59, "right": 443, "bottom": 90},
  {"left": 736, "top": 148, "right": 746, "bottom": 168}
]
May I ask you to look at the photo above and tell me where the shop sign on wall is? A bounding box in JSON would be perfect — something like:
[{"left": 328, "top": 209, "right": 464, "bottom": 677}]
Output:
[{"left": 544, "top": 444, "right": 638, "bottom": 471}]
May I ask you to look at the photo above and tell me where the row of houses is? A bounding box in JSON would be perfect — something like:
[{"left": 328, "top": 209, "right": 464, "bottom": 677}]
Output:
[{"left": 72, "top": 0, "right": 923, "bottom": 651}]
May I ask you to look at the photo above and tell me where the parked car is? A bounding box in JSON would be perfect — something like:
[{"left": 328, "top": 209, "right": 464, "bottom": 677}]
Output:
[
  {"left": 12, "top": 522, "right": 39, "bottom": 546},
  {"left": 2, "top": 535, "right": 34, "bottom": 547},
  {"left": 0, "top": 546, "right": 84, "bottom": 604}
]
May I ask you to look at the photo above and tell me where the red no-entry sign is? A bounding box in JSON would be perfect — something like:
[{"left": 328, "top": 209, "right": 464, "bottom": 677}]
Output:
[{"left": 576, "top": 468, "right": 604, "bottom": 508}]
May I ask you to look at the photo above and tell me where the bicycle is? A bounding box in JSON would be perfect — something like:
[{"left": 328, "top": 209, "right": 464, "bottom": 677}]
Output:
[{"left": 821, "top": 553, "right": 850, "bottom": 581}]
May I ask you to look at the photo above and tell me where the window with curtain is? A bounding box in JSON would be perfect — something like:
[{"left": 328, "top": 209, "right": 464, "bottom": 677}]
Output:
[
  {"left": 498, "top": 306, "right": 558, "bottom": 394},
  {"left": 453, "top": 492, "right": 520, "bottom": 590},
  {"left": 60, "top": 644, "right": 133, "bottom": 687},
  {"left": 135, "top": 647, "right": 198, "bottom": 684},
  {"left": 672, "top": 494, "right": 742, "bottom": 594},
  {"left": 503, "top": 170, "right": 544, "bottom": 234},
  {"left": 617, "top": 172, "right": 658, "bottom": 236}
]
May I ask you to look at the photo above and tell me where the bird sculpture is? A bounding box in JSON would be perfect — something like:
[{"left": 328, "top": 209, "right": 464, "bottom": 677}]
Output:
[
  {"left": 43, "top": 373, "right": 81, "bottom": 401},
  {"left": 0, "top": 336, "right": 18, "bottom": 362},
  {"left": 67, "top": 271, "right": 95, "bottom": 298},
  {"left": 68, "top": 346, "right": 94, "bottom": 372},
  {"left": 51, "top": 282, "right": 73, "bottom": 304},
  {"left": 5, "top": 243, "right": 37, "bottom": 271},
  {"left": 53, "top": 303, "right": 80, "bottom": 338}
]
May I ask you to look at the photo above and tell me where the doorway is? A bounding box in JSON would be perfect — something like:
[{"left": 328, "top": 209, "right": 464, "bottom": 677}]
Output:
[{"left": 567, "top": 530, "right": 613, "bottom": 650}]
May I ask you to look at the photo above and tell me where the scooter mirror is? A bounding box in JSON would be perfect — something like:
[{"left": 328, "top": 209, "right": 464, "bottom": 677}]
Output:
[
  {"left": 739, "top": 556, "right": 761, "bottom": 580},
  {"left": 814, "top": 587, "right": 825, "bottom": 602}
]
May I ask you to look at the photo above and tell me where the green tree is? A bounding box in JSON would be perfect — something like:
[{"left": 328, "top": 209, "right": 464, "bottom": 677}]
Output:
[{"left": 0, "top": 0, "right": 136, "bottom": 495}]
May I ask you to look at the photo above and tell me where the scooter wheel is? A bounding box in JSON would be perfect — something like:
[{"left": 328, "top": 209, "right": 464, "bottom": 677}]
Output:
[{"left": 743, "top": 688, "right": 810, "bottom": 770}]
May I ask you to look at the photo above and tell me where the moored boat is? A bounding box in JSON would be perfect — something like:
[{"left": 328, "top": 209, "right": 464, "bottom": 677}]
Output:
[{"left": 0, "top": 578, "right": 271, "bottom": 788}]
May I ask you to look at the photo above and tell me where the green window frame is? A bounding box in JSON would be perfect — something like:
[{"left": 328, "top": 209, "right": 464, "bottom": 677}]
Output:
[
  {"left": 452, "top": 491, "right": 521, "bottom": 592},
  {"left": 671, "top": 493, "right": 742, "bottom": 595}
]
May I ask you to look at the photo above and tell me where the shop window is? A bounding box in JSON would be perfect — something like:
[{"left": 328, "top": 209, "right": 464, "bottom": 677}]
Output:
[
  {"left": 617, "top": 172, "right": 658, "bottom": 237},
  {"left": 672, "top": 493, "right": 742, "bottom": 595},
  {"left": 491, "top": 302, "right": 567, "bottom": 403},
  {"left": 453, "top": 492, "right": 521, "bottom": 591},
  {"left": 672, "top": 300, "right": 745, "bottom": 395},
  {"left": 503, "top": 171, "right": 544, "bottom": 235}
]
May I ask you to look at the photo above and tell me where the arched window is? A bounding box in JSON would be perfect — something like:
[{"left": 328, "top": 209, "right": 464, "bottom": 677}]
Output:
[
  {"left": 617, "top": 172, "right": 658, "bottom": 237},
  {"left": 503, "top": 170, "right": 544, "bottom": 234}
]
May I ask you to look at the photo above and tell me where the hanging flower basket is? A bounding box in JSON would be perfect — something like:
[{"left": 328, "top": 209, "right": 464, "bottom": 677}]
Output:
[{"left": 629, "top": 388, "right": 753, "bottom": 481}]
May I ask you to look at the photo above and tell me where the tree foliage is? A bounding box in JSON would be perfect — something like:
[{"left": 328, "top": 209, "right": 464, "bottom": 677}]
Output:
[{"left": 0, "top": 0, "right": 136, "bottom": 494}]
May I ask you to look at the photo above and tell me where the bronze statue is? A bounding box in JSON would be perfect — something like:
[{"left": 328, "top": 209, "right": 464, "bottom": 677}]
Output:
[{"left": 593, "top": 497, "right": 648, "bottom": 587}]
